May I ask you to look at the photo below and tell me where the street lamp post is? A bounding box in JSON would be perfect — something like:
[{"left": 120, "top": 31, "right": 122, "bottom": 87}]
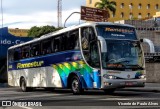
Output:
[{"left": 64, "top": 12, "right": 81, "bottom": 28}]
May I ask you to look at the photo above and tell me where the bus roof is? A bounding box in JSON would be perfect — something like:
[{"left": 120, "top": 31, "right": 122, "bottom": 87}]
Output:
[{"left": 8, "top": 22, "right": 135, "bottom": 50}]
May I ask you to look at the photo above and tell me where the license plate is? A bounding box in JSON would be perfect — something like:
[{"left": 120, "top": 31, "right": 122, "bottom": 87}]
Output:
[{"left": 125, "top": 82, "right": 133, "bottom": 86}]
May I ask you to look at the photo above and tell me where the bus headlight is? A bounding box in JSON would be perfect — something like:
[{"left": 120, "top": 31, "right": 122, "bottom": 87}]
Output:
[{"left": 103, "top": 74, "right": 117, "bottom": 79}]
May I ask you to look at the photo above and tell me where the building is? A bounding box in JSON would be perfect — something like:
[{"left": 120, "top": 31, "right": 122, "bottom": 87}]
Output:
[
  {"left": 86, "top": 0, "right": 160, "bottom": 22},
  {"left": 0, "top": 27, "right": 32, "bottom": 82},
  {"left": 114, "top": 20, "right": 160, "bottom": 53},
  {"left": 8, "top": 28, "right": 29, "bottom": 37}
]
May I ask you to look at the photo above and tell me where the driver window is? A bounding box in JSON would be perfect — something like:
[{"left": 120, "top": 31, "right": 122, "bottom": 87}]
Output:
[{"left": 81, "top": 27, "right": 90, "bottom": 62}]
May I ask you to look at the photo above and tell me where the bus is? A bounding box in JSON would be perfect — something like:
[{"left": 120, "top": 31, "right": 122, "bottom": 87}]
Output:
[{"left": 7, "top": 22, "right": 146, "bottom": 94}]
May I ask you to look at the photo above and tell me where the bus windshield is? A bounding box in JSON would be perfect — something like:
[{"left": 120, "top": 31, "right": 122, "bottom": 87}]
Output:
[
  {"left": 101, "top": 40, "right": 143, "bottom": 70},
  {"left": 96, "top": 25, "right": 143, "bottom": 70}
]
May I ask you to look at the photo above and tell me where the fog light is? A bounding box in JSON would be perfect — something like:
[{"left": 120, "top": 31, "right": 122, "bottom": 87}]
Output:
[{"left": 104, "top": 82, "right": 109, "bottom": 86}]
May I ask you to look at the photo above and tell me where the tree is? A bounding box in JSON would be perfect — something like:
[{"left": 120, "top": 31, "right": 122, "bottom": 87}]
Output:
[
  {"left": 28, "top": 25, "right": 63, "bottom": 38},
  {"left": 95, "top": 0, "right": 116, "bottom": 18}
]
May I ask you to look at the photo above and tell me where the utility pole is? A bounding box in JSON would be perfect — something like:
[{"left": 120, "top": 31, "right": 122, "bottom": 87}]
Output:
[{"left": 57, "top": 0, "right": 62, "bottom": 27}]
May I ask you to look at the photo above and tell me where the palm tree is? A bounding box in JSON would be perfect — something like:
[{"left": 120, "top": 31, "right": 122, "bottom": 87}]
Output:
[{"left": 95, "top": 0, "right": 116, "bottom": 18}]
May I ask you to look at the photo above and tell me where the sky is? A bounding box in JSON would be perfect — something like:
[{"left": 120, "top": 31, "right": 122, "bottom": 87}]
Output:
[{"left": 0, "top": 0, "right": 85, "bottom": 29}]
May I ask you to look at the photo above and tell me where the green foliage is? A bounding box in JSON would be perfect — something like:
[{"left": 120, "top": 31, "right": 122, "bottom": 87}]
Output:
[
  {"left": 28, "top": 25, "right": 63, "bottom": 38},
  {"left": 95, "top": 0, "right": 116, "bottom": 18}
]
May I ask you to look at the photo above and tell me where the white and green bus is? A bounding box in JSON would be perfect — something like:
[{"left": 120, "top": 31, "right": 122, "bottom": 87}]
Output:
[{"left": 8, "top": 22, "right": 146, "bottom": 94}]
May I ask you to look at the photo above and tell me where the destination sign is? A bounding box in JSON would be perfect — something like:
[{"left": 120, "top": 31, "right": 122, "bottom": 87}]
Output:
[
  {"left": 81, "top": 6, "right": 109, "bottom": 22},
  {"left": 96, "top": 25, "right": 137, "bottom": 40},
  {"left": 105, "top": 27, "right": 134, "bottom": 33}
]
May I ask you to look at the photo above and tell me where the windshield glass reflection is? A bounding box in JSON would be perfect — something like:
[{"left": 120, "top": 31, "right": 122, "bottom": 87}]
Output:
[{"left": 102, "top": 40, "right": 143, "bottom": 70}]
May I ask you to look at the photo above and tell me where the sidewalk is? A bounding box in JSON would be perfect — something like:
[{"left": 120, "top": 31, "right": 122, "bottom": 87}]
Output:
[{"left": 119, "top": 83, "right": 160, "bottom": 92}]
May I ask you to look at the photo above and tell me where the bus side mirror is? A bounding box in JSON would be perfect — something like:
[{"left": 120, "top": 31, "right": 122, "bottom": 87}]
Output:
[{"left": 140, "top": 39, "right": 143, "bottom": 43}]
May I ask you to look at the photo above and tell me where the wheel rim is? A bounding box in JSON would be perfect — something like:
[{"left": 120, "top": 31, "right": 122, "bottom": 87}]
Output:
[{"left": 72, "top": 79, "right": 79, "bottom": 92}]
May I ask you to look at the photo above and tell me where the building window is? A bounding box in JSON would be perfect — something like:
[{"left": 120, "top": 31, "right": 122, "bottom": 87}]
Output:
[
  {"left": 138, "top": 3, "right": 142, "bottom": 9},
  {"left": 121, "top": 3, "right": 124, "bottom": 8},
  {"left": 112, "top": 13, "right": 115, "bottom": 17},
  {"left": 121, "top": 12, "right": 124, "bottom": 18},
  {"left": 147, "top": 13, "right": 150, "bottom": 18},
  {"left": 138, "top": 13, "right": 142, "bottom": 19},
  {"left": 155, "top": 4, "right": 159, "bottom": 10},
  {"left": 129, "top": 13, "right": 133, "bottom": 19},
  {"left": 129, "top": 3, "right": 133, "bottom": 9},
  {"left": 147, "top": 4, "right": 150, "bottom": 9},
  {"left": 89, "top": 0, "right": 92, "bottom": 4}
]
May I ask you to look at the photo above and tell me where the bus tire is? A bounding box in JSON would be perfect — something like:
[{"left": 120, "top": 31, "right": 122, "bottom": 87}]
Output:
[
  {"left": 20, "top": 78, "right": 32, "bottom": 92},
  {"left": 103, "top": 88, "right": 116, "bottom": 94},
  {"left": 71, "top": 76, "right": 83, "bottom": 95},
  {"left": 45, "top": 87, "right": 55, "bottom": 91}
]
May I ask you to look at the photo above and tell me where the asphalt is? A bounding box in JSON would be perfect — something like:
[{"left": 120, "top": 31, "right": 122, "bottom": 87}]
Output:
[
  {"left": 119, "top": 83, "right": 160, "bottom": 92},
  {"left": 0, "top": 83, "right": 160, "bottom": 92}
]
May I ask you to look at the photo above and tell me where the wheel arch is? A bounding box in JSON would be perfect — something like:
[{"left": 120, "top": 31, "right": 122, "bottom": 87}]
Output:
[
  {"left": 19, "top": 76, "right": 25, "bottom": 87},
  {"left": 67, "top": 72, "right": 81, "bottom": 88}
]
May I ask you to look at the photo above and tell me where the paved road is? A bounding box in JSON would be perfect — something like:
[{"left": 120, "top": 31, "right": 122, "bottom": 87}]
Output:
[{"left": 0, "top": 87, "right": 160, "bottom": 109}]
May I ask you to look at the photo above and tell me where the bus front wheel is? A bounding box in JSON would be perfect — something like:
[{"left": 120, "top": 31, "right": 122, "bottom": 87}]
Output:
[
  {"left": 20, "top": 78, "right": 32, "bottom": 92},
  {"left": 71, "top": 76, "right": 83, "bottom": 95}
]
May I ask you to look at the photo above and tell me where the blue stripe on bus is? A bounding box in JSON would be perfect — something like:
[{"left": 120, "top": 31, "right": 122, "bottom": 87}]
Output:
[{"left": 8, "top": 50, "right": 82, "bottom": 70}]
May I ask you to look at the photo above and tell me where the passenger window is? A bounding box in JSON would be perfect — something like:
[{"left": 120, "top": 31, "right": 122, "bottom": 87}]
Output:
[
  {"left": 41, "top": 39, "right": 52, "bottom": 55},
  {"left": 68, "top": 30, "right": 79, "bottom": 50},
  {"left": 21, "top": 45, "right": 30, "bottom": 59},
  {"left": 61, "top": 34, "right": 68, "bottom": 51},
  {"left": 8, "top": 49, "right": 14, "bottom": 62},
  {"left": 53, "top": 36, "right": 61, "bottom": 52},
  {"left": 14, "top": 48, "right": 21, "bottom": 61},
  {"left": 31, "top": 43, "right": 40, "bottom": 57}
]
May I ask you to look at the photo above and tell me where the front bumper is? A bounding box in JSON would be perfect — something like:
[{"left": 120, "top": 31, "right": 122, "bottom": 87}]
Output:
[{"left": 102, "top": 79, "right": 146, "bottom": 89}]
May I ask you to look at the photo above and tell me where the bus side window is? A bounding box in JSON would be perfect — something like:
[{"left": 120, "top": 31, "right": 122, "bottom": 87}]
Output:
[
  {"left": 68, "top": 29, "right": 79, "bottom": 50},
  {"left": 8, "top": 49, "right": 14, "bottom": 62},
  {"left": 21, "top": 45, "right": 30, "bottom": 59},
  {"left": 41, "top": 39, "right": 52, "bottom": 55},
  {"left": 53, "top": 36, "right": 61, "bottom": 52},
  {"left": 61, "top": 34, "right": 68, "bottom": 51},
  {"left": 81, "top": 27, "right": 90, "bottom": 62},
  {"left": 31, "top": 43, "right": 40, "bottom": 57},
  {"left": 13, "top": 48, "right": 21, "bottom": 61}
]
